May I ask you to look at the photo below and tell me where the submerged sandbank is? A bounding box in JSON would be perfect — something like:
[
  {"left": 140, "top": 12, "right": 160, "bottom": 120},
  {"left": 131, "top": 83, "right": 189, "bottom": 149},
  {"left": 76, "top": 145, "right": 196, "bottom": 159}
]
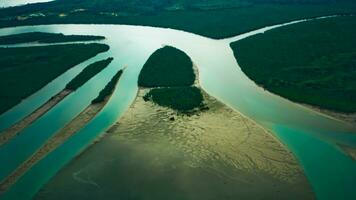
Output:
[
  {"left": 0, "top": 102, "right": 106, "bottom": 191},
  {"left": 0, "top": 97, "right": 107, "bottom": 192},
  {"left": 0, "top": 69, "right": 123, "bottom": 192},
  {"left": 0, "top": 90, "right": 71, "bottom": 146}
]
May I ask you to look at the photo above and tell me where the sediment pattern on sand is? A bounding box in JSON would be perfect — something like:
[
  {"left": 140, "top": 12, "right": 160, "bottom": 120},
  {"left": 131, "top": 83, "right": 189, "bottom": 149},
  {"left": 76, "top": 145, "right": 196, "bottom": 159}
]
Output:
[{"left": 36, "top": 88, "right": 314, "bottom": 200}]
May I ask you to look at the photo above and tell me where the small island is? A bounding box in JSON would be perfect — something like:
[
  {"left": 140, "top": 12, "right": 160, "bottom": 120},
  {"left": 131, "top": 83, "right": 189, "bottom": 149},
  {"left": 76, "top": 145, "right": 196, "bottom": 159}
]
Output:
[
  {"left": 92, "top": 69, "right": 123, "bottom": 104},
  {"left": 139, "top": 46, "right": 204, "bottom": 113},
  {"left": 66, "top": 57, "right": 113, "bottom": 91}
]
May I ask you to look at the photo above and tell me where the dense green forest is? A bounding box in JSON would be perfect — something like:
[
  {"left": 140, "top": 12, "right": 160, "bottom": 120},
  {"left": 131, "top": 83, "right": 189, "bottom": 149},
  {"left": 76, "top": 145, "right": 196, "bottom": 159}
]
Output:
[
  {"left": 144, "top": 87, "right": 204, "bottom": 111},
  {"left": 138, "top": 46, "right": 195, "bottom": 87},
  {"left": 0, "top": 43, "right": 109, "bottom": 114},
  {"left": 231, "top": 16, "right": 356, "bottom": 113},
  {"left": 0, "top": 32, "right": 105, "bottom": 45},
  {"left": 0, "top": 0, "right": 355, "bottom": 38},
  {"left": 92, "top": 69, "right": 123, "bottom": 104},
  {"left": 138, "top": 46, "right": 203, "bottom": 112},
  {"left": 66, "top": 57, "right": 113, "bottom": 90}
]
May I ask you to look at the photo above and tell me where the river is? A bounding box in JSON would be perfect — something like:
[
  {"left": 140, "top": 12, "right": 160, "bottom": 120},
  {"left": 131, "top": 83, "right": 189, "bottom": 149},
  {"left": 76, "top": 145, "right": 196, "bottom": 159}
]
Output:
[{"left": 0, "top": 19, "right": 355, "bottom": 200}]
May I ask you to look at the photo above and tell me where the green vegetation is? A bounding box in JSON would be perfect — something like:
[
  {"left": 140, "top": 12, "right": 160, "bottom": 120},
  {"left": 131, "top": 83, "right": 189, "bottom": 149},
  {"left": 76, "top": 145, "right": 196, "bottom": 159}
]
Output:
[
  {"left": 143, "top": 87, "right": 203, "bottom": 112},
  {"left": 138, "top": 45, "right": 203, "bottom": 112},
  {"left": 0, "top": 43, "right": 109, "bottom": 114},
  {"left": 0, "top": 32, "right": 105, "bottom": 45},
  {"left": 66, "top": 57, "right": 113, "bottom": 91},
  {"left": 92, "top": 69, "right": 123, "bottom": 104},
  {"left": 0, "top": 1, "right": 355, "bottom": 39},
  {"left": 231, "top": 16, "right": 356, "bottom": 113},
  {"left": 138, "top": 46, "right": 195, "bottom": 87}
]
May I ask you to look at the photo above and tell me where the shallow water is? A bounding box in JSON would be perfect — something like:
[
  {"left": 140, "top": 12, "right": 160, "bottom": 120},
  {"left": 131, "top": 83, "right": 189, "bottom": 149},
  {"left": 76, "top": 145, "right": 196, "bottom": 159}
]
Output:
[{"left": 0, "top": 20, "right": 355, "bottom": 199}]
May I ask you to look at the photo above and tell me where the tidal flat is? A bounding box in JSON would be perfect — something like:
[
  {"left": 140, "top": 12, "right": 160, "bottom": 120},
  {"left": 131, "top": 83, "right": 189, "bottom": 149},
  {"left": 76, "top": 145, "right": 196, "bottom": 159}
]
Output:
[{"left": 36, "top": 88, "right": 313, "bottom": 200}]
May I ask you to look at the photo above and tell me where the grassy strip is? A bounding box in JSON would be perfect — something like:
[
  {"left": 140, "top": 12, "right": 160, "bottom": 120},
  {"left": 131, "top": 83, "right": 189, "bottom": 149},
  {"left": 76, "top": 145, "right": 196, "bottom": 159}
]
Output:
[
  {"left": 66, "top": 57, "right": 113, "bottom": 90},
  {"left": 143, "top": 86, "right": 203, "bottom": 112},
  {"left": 0, "top": 43, "right": 109, "bottom": 114},
  {"left": 1, "top": 1, "right": 355, "bottom": 39},
  {"left": 231, "top": 16, "right": 356, "bottom": 113},
  {"left": 0, "top": 32, "right": 105, "bottom": 45},
  {"left": 138, "top": 46, "right": 195, "bottom": 87},
  {"left": 92, "top": 69, "right": 123, "bottom": 104}
]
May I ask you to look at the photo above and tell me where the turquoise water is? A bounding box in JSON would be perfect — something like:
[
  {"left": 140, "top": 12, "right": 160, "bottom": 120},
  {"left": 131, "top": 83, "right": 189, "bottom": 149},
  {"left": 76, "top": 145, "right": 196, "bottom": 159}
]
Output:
[
  {"left": 0, "top": 52, "right": 119, "bottom": 181},
  {"left": 274, "top": 125, "right": 356, "bottom": 200},
  {"left": 0, "top": 22, "right": 355, "bottom": 199}
]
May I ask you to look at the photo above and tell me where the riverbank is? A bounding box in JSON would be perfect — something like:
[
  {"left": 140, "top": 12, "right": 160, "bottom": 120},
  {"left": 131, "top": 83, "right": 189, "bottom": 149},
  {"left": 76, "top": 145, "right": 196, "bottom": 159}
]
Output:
[
  {"left": 0, "top": 90, "right": 71, "bottom": 146},
  {"left": 306, "top": 104, "right": 356, "bottom": 127},
  {"left": 340, "top": 145, "right": 356, "bottom": 160},
  {"left": 230, "top": 16, "right": 356, "bottom": 113}
]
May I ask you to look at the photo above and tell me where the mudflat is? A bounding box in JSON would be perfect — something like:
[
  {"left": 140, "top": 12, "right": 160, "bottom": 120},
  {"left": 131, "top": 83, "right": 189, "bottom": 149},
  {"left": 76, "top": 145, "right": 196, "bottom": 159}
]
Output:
[{"left": 36, "top": 88, "right": 313, "bottom": 200}]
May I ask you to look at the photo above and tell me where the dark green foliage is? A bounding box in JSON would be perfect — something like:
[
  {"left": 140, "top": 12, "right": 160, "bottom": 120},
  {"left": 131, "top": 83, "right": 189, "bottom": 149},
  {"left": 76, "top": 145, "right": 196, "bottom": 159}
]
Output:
[
  {"left": 144, "top": 87, "right": 203, "bottom": 112},
  {"left": 138, "top": 46, "right": 195, "bottom": 87},
  {"left": 0, "top": 43, "right": 109, "bottom": 114},
  {"left": 138, "top": 45, "right": 204, "bottom": 112},
  {"left": 0, "top": 1, "right": 355, "bottom": 39},
  {"left": 0, "top": 32, "right": 105, "bottom": 45},
  {"left": 92, "top": 69, "right": 123, "bottom": 104},
  {"left": 66, "top": 57, "right": 113, "bottom": 90},
  {"left": 231, "top": 16, "right": 356, "bottom": 113}
]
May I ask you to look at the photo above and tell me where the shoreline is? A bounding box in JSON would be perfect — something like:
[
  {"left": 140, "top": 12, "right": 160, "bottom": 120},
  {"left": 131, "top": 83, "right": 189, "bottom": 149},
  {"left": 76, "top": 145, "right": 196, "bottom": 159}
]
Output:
[
  {"left": 304, "top": 104, "right": 356, "bottom": 128},
  {"left": 0, "top": 89, "right": 71, "bottom": 146},
  {"left": 340, "top": 145, "right": 356, "bottom": 161}
]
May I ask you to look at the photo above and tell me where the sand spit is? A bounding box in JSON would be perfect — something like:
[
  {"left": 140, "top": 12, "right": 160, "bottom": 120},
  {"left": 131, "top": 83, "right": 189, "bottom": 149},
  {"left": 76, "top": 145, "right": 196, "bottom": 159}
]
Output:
[
  {"left": 38, "top": 88, "right": 314, "bottom": 199},
  {"left": 116, "top": 89, "right": 312, "bottom": 185},
  {"left": 114, "top": 89, "right": 314, "bottom": 198},
  {"left": 0, "top": 100, "right": 106, "bottom": 192},
  {"left": 0, "top": 90, "right": 71, "bottom": 146}
]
